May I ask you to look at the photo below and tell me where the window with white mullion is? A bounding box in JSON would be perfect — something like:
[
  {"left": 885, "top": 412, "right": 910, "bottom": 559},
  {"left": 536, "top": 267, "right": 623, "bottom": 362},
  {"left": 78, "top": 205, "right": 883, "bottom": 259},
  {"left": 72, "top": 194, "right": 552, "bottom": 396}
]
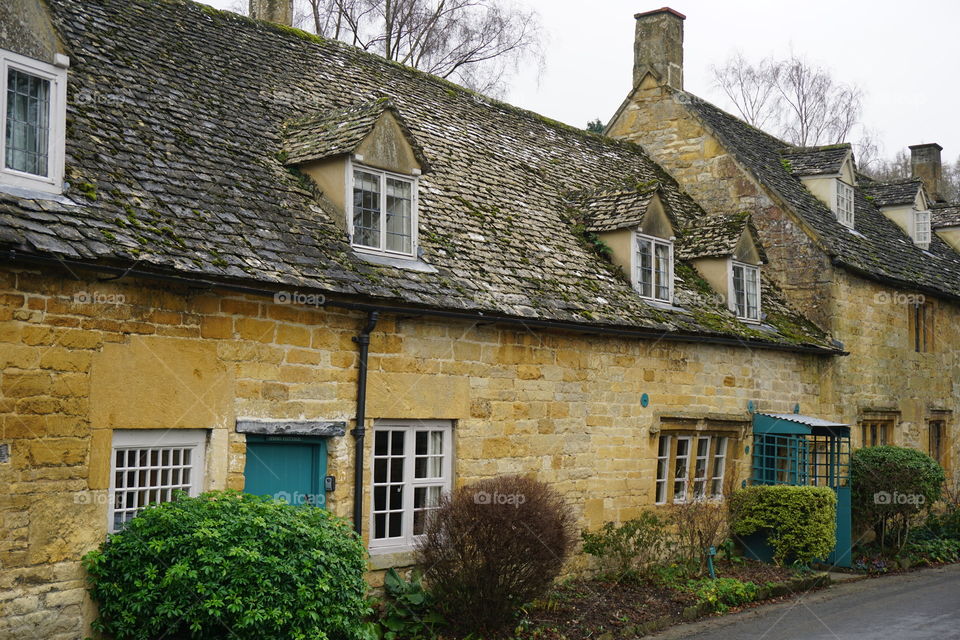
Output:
[
  {"left": 351, "top": 165, "right": 415, "bottom": 256},
  {"left": 672, "top": 436, "right": 692, "bottom": 503},
  {"left": 913, "top": 210, "right": 931, "bottom": 246},
  {"left": 710, "top": 437, "right": 728, "bottom": 498},
  {"left": 836, "top": 180, "right": 855, "bottom": 228},
  {"left": 655, "top": 435, "right": 671, "bottom": 504},
  {"left": 635, "top": 233, "right": 673, "bottom": 302},
  {"left": 692, "top": 436, "right": 711, "bottom": 499},
  {"left": 371, "top": 421, "right": 451, "bottom": 551},
  {"left": 732, "top": 261, "right": 761, "bottom": 321}
]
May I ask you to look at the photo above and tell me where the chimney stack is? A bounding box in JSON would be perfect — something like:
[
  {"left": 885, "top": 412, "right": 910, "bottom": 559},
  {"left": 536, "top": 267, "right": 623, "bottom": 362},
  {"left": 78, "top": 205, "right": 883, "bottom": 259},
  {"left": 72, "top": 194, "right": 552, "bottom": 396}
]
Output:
[
  {"left": 909, "top": 143, "right": 943, "bottom": 203},
  {"left": 249, "top": 0, "right": 293, "bottom": 26},
  {"left": 633, "top": 8, "right": 686, "bottom": 90}
]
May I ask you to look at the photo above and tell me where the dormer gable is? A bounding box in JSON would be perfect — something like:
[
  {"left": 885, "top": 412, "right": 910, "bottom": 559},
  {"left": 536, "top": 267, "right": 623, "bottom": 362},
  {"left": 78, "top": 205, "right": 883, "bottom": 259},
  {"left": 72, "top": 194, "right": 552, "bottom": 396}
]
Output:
[
  {"left": 861, "top": 178, "right": 932, "bottom": 248},
  {"left": 781, "top": 145, "right": 856, "bottom": 228},
  {"left": 932, "top": 204, "right": 960, "bottom": 253},
  {"left": 681, "top": 212, "right": 765, "bottom": 322},
  {"left": 283, "top": 98, "right": 429, "bottom": 258},
  {"left": 579, "top": 184, "right": 677, "bottom": 302}
]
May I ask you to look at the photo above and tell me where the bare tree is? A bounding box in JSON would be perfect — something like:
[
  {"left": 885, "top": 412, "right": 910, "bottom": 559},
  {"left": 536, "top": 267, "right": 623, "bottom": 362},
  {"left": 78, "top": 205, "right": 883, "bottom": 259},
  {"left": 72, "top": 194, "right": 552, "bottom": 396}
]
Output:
[
  {"left": 296, "top": 0, "right": 542, "bottom": 95},
  {"left": 711, "top": 52, "right": 864, "bottom": 147}
]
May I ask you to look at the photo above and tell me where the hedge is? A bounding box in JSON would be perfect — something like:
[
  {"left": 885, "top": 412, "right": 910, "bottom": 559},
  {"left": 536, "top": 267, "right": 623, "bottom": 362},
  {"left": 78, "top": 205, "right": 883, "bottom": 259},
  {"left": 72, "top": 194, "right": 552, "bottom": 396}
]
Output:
[{"left": 729, "top": 485, "right": 836, "bottom": 565}]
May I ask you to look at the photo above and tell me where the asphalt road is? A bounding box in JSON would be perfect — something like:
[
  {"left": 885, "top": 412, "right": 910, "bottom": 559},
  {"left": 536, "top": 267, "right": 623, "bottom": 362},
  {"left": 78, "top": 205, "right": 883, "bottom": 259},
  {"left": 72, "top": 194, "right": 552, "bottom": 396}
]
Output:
[{"left": 658, "top": 564, "right": 960, "bottom": 640}]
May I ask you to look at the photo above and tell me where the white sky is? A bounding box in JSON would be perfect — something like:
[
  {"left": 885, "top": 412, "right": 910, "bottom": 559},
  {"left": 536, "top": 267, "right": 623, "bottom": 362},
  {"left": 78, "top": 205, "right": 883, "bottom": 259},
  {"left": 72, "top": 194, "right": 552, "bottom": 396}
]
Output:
[{"left": 201, "top": 0, "right": 960, "bottom": 163}]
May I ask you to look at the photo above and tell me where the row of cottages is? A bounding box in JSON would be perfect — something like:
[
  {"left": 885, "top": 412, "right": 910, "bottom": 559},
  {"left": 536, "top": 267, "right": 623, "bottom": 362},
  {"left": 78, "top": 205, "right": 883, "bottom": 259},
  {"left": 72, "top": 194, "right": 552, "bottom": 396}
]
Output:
[
  {"left": 609, "top": 8, "right": 960, "bottom": 466},
  {"left": 0, "top": 0, "right": 953, "bottom": 636}
]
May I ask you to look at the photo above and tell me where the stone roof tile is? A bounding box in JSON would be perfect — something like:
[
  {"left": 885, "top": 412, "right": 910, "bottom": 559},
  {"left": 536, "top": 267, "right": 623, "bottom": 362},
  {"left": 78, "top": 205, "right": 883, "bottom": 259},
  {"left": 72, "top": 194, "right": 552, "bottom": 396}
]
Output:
[{"left": 0, "top": 0, "right": 836, "bottom": 351}]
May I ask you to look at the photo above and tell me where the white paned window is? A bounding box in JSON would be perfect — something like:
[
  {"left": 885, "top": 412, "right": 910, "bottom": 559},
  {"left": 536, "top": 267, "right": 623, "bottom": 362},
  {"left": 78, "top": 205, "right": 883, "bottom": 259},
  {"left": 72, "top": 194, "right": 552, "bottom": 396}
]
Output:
[
  {"left": 351, "top": 165, "right": 417, "bottom": 257},
  {"left": 913, "top": 209, "right": 931, "bottom": 247},
  {"left": 710, "top": 437, "right": 728, "bottom": 498},
  {"left": 672, "top": 436, "right": 691, "bottom": 503},
  {"left": 692, "top": 436, "right": 710, "bottom": 499},
  {"left": 1, "top": 50, "right": 67, "bottom": 193},
  {"left": 655, "top": 435, "right": 670, "bottom": 504},
  {"left": 109, "top": 430, "right": 207, "bottom": 532},
  {"left": 836, "top": 180, "right": 855, "bottom": 228},
  {"left": 731, "top": 262, "right": 761, "bottom": 321},
  {"left": 635, "top": 232, "right": 673, "bottom": 302},
  {"left": 656, "top": 434, "right": 731, "bottom": 504},
  {"left": 370, "top": 420, "right": 452, "bottom": 551}
]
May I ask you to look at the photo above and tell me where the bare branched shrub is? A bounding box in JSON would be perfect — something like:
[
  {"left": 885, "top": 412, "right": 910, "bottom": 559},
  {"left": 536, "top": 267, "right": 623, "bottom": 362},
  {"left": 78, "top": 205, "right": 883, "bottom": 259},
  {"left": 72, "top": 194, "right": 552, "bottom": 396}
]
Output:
[
  {"left": 416, "top": 475, "right": 575, "bottom": 633},
  {"left": 668, "top": 479, "right": 731, "bottom": 576}
]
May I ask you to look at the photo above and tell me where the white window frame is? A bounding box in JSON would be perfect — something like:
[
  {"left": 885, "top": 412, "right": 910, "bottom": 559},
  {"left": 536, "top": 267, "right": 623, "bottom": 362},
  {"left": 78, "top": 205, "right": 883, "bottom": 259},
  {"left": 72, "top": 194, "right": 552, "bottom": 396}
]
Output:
[
  {"left": 730, "top": 260, "right": 761, "bottom": 322},
  {"left": 672, "top": 435, "right": 692, "bottom": 503},
  {"left": 710, "top": 437, "right": 728, "bottom": 498},
  {"left": 835, "top": 179, "right": 855, "bottom": 228},
  {"left": 346, "top": 157, "right": 419, "bottom": 258},
  {"left": 369, "top": 420, "right": 452, "bottom": 553},
  {"left": 913, "top": 209, "right": 932, "bottom": 247},
  {"left": 108, "top": 429, "right": 207, "bottom": 533},
  {"left": 633, "top": 231, "right": 674, "bottom": 303},
  {"left": 655, "top": 435, "right": 671, "bottom": 504},
  {"left": 0, "top": 49, "right": 68, "bottom": 194},
  {"left": 655, "top": 434, "right": 731, "bottom": 504}
]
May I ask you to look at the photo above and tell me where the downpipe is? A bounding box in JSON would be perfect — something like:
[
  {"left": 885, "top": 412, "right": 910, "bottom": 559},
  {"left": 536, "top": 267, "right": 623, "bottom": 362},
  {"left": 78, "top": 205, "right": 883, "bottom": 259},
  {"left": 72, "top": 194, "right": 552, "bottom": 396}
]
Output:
[{"left": 351, "top": 310, "right": 379, "bottom": 535}]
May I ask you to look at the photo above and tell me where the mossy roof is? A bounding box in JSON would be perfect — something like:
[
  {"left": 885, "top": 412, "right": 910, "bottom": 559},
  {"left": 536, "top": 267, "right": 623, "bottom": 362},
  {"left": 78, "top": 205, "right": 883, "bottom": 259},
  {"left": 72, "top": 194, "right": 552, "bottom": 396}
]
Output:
[{"left": 0, "top": 0, "right": 836, "bottom": 351}]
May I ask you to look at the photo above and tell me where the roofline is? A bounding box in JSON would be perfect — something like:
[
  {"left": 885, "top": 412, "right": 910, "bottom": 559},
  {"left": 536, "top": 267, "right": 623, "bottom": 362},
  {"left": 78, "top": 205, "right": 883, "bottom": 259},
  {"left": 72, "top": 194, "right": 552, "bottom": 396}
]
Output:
[
  {"left": 830, "top": 257, "right": 960, "bottom": 305},
  {"left": 4, "top": 249, "right": 844, "bottom": 356},
  {"left": 634, "top": 7, "right": 687, "bottom": 20}
]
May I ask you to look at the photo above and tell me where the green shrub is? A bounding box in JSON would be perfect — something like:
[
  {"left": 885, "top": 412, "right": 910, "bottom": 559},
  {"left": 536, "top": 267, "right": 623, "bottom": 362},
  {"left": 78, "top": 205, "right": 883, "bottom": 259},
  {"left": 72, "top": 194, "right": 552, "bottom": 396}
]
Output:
[
  {"left": 417, "top": 475, "right": 575, "bottom": 634},
  {"left": 901, "top": 538, "right": 960, "bottom": 565},
  {"left": 378, "top": 568, "right": 444, "bottom": 640},
  {"left": 686, "top": 577, "right": 759, "bottom": 613},
  {"left": 581, "top": 511, "right": 673, "bottom": 578},
  {"left": 729, "top": 485, "right": 836, "bottom": 566},
  {"left": 83, "top": 491, "right": 372, "bottom": 640},
  {"left": 851, "top": 446, "right": 944, "bottom": 552}
]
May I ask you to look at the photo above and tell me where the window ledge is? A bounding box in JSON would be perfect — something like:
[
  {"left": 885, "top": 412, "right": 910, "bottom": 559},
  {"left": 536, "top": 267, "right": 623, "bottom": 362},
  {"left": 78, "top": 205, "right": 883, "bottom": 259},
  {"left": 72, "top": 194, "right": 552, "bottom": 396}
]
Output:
[
  {"left": 368, "top": 548, "right": 417, "bottom": 570},
  {"left": 355, "top": 251, "right": 438, "bottom": 273},
  {"left": 0, "top": 182, "right": 72, "bottom": 203}
]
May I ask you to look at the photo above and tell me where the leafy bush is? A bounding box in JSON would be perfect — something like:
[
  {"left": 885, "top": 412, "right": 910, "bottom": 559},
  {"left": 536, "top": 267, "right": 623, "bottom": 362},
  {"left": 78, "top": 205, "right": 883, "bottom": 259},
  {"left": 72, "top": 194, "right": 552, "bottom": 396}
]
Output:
[
  {"left": 901, "top": 538, "right": 960, "bottom": 565},
  {"left": 377, "top": 568, "right": 444, "bottom": 640},
  {"left": 851, "top": 446, "right": 944, "bottom": 552},
  {"left": 729, "top": 485, "right": 836, "bottom": 566},
  {"left": 686, "top": 577, "right": 759, "bottom": 613},
  {"left": 581, "top": 511, "right": 673, "bottom": 578},
  {"left": 83, "top": 491, "right": 372, "bottom": 640},
  {"left": 417, "top": 475, "right": 575, "bottom": 633}
]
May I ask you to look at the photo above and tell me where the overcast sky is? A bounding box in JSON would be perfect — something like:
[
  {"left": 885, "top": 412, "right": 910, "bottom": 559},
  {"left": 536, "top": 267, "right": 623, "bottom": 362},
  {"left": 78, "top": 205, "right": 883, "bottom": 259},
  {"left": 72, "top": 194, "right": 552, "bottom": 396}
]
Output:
[{"left": 202, "top": 0, "right": 960, "bottom": 163}]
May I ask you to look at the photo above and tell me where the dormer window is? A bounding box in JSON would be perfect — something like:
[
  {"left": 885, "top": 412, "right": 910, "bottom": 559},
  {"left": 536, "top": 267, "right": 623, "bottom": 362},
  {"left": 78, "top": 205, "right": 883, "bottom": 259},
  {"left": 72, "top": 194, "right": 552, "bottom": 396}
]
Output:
[
  {"left": 731, "top": 261, "right": 760, "bottom": 321},
  {"left": 836, "top": 180, "right": 854, "bottom": 228},
  {"left": 1, "top": 50, "right": 67, "bottom": 194},
  {"left": 635, "top": 232, "right": 673, "bottom": 302},
  {"left": 912, "top": 209, "right": 931, "bottom": 248},
  {"left": 351, "top": 165, "right": 417, "bottom": 256}
]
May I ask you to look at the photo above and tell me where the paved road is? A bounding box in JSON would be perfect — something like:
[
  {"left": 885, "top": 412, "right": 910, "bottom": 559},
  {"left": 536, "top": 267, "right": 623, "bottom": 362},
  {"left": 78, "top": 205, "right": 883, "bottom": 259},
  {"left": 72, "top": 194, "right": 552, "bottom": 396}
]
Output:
[{"left": 658, "top": 564, "right": 960, "bottom": 640}]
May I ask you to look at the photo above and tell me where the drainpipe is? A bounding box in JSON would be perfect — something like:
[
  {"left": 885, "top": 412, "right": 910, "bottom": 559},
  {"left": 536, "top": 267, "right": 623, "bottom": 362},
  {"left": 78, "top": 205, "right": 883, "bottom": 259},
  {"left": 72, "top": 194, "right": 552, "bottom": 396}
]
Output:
[{"left": 351, "top": 310, "right": 379, "bottom": 535}]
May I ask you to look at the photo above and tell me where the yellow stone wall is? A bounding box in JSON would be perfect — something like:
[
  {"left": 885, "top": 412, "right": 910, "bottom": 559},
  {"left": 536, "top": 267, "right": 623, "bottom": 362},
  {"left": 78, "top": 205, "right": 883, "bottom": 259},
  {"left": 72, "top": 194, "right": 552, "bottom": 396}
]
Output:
[
  {"left": 0, "top": 265, "right": 826, "bottom": 637},
  {"left": 608, "top": 81, "right": 960, "bottom": 478}
]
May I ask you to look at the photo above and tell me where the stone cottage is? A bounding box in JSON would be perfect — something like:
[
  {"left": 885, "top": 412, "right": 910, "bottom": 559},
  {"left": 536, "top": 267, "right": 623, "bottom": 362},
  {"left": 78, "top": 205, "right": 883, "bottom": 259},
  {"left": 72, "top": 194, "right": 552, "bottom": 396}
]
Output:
[
  {"left": 0, "top": 1, "right": 951, "bottom": 638},
  {"left": 607, "top": 7, "right": 960, "bottom": 476}
]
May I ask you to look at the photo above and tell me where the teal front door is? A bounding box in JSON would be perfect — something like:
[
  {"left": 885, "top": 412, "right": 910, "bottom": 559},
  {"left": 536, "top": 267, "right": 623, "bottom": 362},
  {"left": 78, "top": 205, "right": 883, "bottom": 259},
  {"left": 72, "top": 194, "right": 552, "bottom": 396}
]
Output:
[{"left": 243, "top": 435, "right": 328, "bottom": 508}]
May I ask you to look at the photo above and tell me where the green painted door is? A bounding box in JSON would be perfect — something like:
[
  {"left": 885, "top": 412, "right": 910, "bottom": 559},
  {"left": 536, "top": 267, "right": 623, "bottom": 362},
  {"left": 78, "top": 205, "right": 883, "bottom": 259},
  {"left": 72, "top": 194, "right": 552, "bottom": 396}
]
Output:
[{"left": 243, "top": 436, "right": 328, "bottom": 508}]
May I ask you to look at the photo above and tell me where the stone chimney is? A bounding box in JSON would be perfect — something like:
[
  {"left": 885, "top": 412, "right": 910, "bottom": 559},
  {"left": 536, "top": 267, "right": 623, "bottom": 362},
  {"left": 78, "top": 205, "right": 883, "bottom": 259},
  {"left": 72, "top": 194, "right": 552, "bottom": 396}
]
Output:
[
  {"left": 249, "top": 0, "right": 293, "bottom": 26},
  {"left": 910, "top": 143, "right": 943, "bottom": 202},
  {"left": 633, "top": 8, "right": 686, "bottom": 90}
]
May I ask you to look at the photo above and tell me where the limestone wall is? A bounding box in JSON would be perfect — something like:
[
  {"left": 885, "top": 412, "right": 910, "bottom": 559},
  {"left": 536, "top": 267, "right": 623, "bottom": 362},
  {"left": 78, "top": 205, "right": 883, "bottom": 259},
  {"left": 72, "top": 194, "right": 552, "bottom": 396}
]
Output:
[
  {"left": 609, "top": 83, "right": 960, "bottom": 481},
  {"left": 0, "top": 265, "right": 825, "bottom": 637}
]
